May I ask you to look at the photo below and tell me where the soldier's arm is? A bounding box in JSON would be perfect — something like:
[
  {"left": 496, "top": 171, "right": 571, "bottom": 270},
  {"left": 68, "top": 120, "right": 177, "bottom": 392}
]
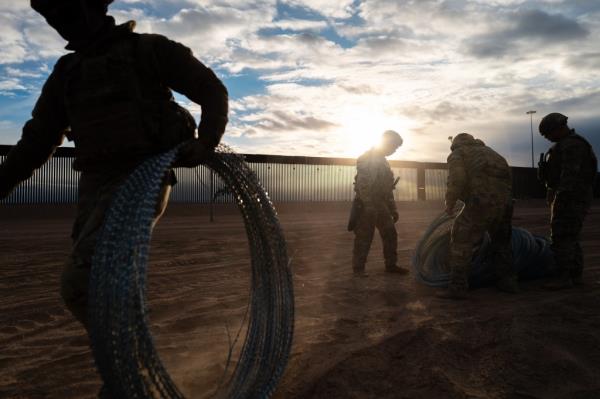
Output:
[
  {"left": 387, "top": 193, "right": 397, "bottom": 213},
  {"left": 386, "top": 170, "right": 398, "bottom": 217},
  {"left": 387, "top": 193, "right": 398, "bottom": 222},
  {"left": 557, "top": 139, "right": 587, "bottom": 194},
  {"left": 445, "top": 151, "right": 467, "bottom": 211},
  {"left": 0, "top": 70, "right": 67, "bottom": 199},
  {"left": 148, "top": 34, "right": 228, "bottom": 148}
]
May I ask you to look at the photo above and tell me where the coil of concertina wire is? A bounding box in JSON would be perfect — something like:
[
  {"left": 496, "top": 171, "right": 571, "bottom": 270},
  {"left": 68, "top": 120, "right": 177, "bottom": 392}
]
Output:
[
  {"left": 412, "top": 202, "right": 556, "bottom": 288},
  {"left": 88, "top": 144, "right": 294, "bottom": 398}
]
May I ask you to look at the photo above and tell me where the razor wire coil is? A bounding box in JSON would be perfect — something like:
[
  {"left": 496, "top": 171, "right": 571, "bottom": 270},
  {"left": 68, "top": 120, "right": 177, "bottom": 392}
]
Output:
[
  {"left": 88, "top": 144, "right": 294, "bottom": 398},
  {"left": 412, "top": 202, "right": 556, "bottom": 288}
]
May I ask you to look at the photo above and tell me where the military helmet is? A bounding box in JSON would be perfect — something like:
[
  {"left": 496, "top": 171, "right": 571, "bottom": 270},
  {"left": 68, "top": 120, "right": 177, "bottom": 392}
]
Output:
[
  {"left": 31, "top": 0, "right": 113, "bottom": 44},
  {"left": 381, "top": 130, "right": 403, "bottom": 147},
  {"left": 450, "top": 132, "right": 475, "bottom": 150},
  {"left": 539, "top": 112, "right": 568, "bottom": 135},
  {"left": 31, "top": 0, "right": 113, "bottom": 17}
]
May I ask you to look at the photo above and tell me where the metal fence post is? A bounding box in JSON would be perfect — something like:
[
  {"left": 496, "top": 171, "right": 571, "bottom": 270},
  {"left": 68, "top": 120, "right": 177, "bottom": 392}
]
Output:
[{"left": 417, "top": 167, "right": 426, "bottom": 201}]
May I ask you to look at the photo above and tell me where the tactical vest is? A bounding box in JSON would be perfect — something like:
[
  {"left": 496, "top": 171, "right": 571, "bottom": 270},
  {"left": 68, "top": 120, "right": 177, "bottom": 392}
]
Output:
[
  {"left": 544, "top": 133, "right": 598, "bottom": 190},
  {"left": 63, "top": 32, "right": 196, "bottom": 171}
]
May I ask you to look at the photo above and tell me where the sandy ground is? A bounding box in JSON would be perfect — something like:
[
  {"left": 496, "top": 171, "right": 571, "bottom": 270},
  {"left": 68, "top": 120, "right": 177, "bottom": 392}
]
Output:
[{"left": 1, "top": 200, "right": 600, "bottom": 399}]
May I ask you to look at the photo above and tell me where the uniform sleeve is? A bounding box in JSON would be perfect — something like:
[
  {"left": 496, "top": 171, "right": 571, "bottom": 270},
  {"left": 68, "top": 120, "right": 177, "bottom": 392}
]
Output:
[
  {"left": 355, "top": 157, "right": 378, "bottom": 204},
  {"left": 148, "top": 34, "right": 228, "bottom": 148},
  {"left": 445, "top": 150, "right": 467, "bottom": 207},
  {"left": 385, "top": 164, "right": 397, "bottom": 213},
  {"left": 0, "top": 69, "right": 67, "bottom": 198},
  {"left": 557, "top": 139, "right": 587, "bottom": 193},
  {"left": 387, "top": 192, "right": 397, "bottom": 213}
]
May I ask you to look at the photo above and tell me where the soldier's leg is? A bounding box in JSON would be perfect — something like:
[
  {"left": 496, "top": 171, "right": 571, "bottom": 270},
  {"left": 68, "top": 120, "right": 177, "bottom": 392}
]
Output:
[
  {"left": 572, "top": 242, "right": 584, "bottom": 285},
  {"left": 375, "top": 211, "right": 397, "bottom": 269},
  {"left": 548, "top": 198, "right": 588, "bottom": 289},
  {"left": 352, "top": 212, "right": 376, "bottom": 274},
  {"left": 570, "top": 200, "right": 590, "bottom": 284},
  {"left": 549, "top": 236, "right": 576, "bottom": 289},
  {"left": 61, "top": 172, "right": 113, "bottom": 330},
  {"left": 61, "top": 172, "right": 172, "bottom": 330},
  {"left": 375, "top": 211, "right": 407, "bottom": 274},
  {"left": 447, "top": 207, "right": 486, "bottom": 293},
  {"left": 489, "top": 202, "right": 518, "bottom": 292}
]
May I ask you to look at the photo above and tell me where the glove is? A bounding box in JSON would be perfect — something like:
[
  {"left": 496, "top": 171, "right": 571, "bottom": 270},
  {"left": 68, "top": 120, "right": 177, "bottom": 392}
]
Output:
[{"left": 173, "top": 136, "right": 216, "bottom": 168}]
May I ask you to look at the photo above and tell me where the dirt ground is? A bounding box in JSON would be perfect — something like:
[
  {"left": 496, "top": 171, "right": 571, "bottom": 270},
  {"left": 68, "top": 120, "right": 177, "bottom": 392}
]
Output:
[{"left": 1, "top": 200, "right": 600, "bottom": 399}]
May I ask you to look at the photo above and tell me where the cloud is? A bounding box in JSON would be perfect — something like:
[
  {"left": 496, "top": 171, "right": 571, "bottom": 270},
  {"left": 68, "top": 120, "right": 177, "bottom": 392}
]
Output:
[
  {"left": 405, "top": 101, "right": 483, "bottom": 124},
  {"left": 280, "top": 0, "right": 356, "bottom": 19},
  {"left": 0, "top": 78, "right": 26, "bottom": 93},
  {"left": 1, "top": 0, "right": 600, "bottom": 167},
  {"left": 4, "top": 67, "right": 42, "bottom": 78},
  {"left": 569, "top": 115, "right": 600, "bottom": 151},
  {"left": 0, "top": 7, "right": 66, "bottom": 65},
  {"left": 466, "top": 9, "right": 589, "bottom": 58},
  {"left": 110, "top": 0, "right": 278, "bottom": 69},
  {"left": 271, "top": 18, "right": 328, "bottom": 31},
  {"left": 567, "top": 52, "right": 600, "bottom": 70},
  {"left": 250, "top": 110, "right": 337, "bottom": 132},
  {"left": 0, "top": 14, "right": 29, "bottom": 64},
  {"left": 539, "top": 91, "right": 600, "bottom": 117}
]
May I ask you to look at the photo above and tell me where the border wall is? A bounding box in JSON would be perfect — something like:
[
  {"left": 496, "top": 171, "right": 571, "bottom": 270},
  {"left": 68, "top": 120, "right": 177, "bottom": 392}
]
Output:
[{"left": 0, "top": 145, "right": 577, "bottom": 205}]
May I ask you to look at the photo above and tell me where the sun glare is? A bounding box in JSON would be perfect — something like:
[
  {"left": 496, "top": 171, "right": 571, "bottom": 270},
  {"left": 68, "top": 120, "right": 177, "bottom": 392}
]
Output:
[{"left": 338, "top": 107, "right": 416, "bottom": 158}]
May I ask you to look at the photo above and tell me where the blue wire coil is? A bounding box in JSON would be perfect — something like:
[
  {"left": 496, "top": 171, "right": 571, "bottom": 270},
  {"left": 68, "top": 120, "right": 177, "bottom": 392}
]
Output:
[{"left": 412, "top": 204, "right": 556, "bottom": 288}]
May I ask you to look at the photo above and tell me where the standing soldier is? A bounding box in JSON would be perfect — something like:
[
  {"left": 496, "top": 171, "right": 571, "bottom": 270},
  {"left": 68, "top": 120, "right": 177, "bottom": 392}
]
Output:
[
  {"left": 0, "top": 0, "right": 228, "bottom": 394},
  {"left": 438, "top": 133, "right": 518, "bottom": 299},
  {"left": 538, "top": 113, "right": 597, "bottom": 289},
  {"left": 350, "top": 130, "right": 408, "bottom": 277}
]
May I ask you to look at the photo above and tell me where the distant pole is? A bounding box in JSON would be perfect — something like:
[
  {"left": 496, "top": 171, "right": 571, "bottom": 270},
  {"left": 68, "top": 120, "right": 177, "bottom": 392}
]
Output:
[{"left": 526, "top": 110, "right": 536, "bottom": 168}]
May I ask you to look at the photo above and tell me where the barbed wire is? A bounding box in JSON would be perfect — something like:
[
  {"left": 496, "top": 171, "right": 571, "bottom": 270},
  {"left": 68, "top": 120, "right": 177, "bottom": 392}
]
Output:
[{"left": 88, "top": 144, "right": 294, "bottom": 398}]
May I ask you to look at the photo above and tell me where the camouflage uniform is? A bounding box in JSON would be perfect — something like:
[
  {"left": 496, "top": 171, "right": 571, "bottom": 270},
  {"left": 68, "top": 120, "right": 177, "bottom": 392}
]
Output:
[
  {"left": 0, "top": 18, "right": 228, "bottom": 330},
  {"left": 542, "top": 130, "right": 597, "bottom": 282},
  {"left": 445, "top": 134, "right": 515, "bottom": 292},
  {"left": 352, "top": 148, "right": 398, "bottom": 272}
]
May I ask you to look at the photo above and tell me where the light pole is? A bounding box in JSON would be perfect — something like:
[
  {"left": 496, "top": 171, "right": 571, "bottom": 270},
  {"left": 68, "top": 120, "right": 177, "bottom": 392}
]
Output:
[{"left": 526, "top": 110, "right": 536, "bottom": 168}]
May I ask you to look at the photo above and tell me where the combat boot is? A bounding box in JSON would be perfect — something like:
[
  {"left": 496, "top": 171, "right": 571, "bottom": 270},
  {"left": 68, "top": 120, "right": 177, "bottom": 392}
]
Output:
[
  {"left": 435, "top": 287, "right": 468, "bottom": 300},
  {"left": 496, "top": 277, "right": 520, "bottom": 294},
  {"left": 543, "top": 270, "right": 573, "bottom": 290},
  {"left": 385, "top": 265, "right": 409, "bottom": 275}
]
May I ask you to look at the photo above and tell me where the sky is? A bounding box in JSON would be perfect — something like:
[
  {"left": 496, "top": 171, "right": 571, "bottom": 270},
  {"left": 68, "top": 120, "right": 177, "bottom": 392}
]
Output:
[{"left": 1, "top": 0, "right": 599, "bottom": 166}]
